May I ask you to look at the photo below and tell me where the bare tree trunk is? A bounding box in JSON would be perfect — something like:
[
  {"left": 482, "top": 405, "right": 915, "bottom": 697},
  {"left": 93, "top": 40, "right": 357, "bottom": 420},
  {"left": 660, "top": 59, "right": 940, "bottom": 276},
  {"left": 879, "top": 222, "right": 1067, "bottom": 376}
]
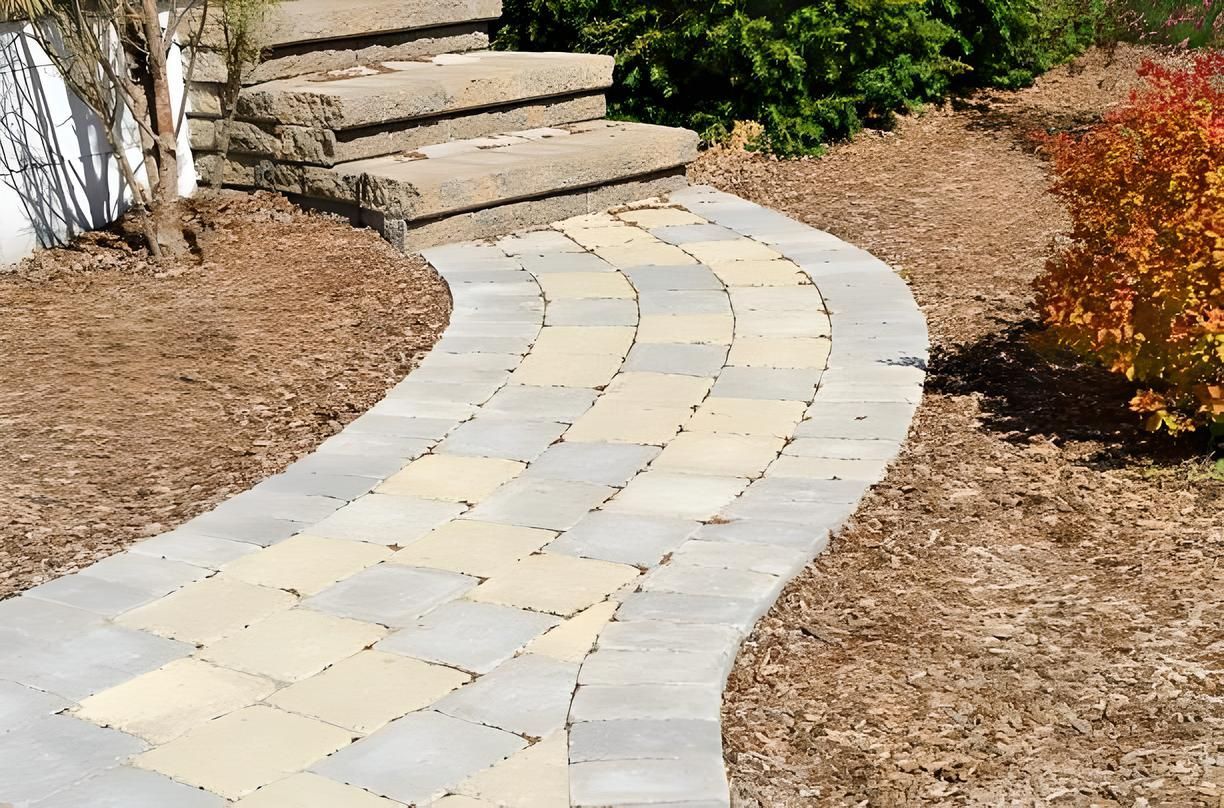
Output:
[{"left": 139, "top": 0, "right": 188, "bottom": 256}]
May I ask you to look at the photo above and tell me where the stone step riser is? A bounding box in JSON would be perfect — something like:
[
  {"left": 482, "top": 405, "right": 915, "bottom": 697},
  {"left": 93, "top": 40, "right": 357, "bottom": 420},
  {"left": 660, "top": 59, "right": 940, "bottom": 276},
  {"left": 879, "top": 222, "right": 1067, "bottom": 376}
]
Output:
[{"left": 190, "top": 94, "right": 607, "bottom": 167}]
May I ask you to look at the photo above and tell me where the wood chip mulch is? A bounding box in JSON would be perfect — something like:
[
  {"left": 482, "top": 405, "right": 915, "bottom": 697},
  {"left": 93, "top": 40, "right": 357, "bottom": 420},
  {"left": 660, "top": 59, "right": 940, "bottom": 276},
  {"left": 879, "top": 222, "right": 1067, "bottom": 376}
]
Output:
[{"left": 694, "top": 45, "right": 1224, "bottom": 807}]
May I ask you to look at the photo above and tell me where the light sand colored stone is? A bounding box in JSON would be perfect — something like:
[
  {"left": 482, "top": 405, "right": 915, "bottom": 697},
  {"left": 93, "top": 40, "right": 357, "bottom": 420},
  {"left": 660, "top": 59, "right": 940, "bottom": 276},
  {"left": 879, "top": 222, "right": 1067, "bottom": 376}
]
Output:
[
  {"left": 389, "top": 520, "right": 554, "bottom": 578},
  {"left": 687, "top": 397, "right": 807, "bottom": 438},
  {"left": 531, "top": 326, "right": 635, "bottom": 356},
  {"left": 561, "top": 224, "right": 647, "bottom": 249},
  {"left": 456, "top": 730, "right": 568, "bottom": 807},
  {"left": 135, "top": 705, "right": 352, "bottom": 799},
  {"left": 593, "top": 240, "right": 696, "bottom": 268},
  {"left": 75, "top": 659, "right": 274, "bottom": 744},
  {"left": 524, "top": 600, "right": 617, "bottom": 663},
  {"left": 601, "top": 372, "right": 713, "bottom": 406},
  {"left": 651, "top": 432, "right": 784, "bottom": 478},
  {"left": 536, "top": 272, "right": 635, "bottom": 300},
  {"left": 711, "top": 259, "right": 807, "bottom": 286},
  {"left": 616, "top": 208, "right": 704, "bottom": 228},
  {"left": 684, "top": 238, "right": 781, "bottom": 264},
  {"left": 268, "top": 651, "right": 468, "bottom": 734},
  {"left": 564, "top": 402, "right": 691, "bottom": 445},
  {"left": 200, "top": 608, "right": 387, "bottom": 682},
  {"left": 378, "top": 454, "right": 525, "bottom": 503},
  {"left": 636, "top": 314, "right": 733, "bottom": 344},
  {"left": 233, "top": 772, "right": 405, "bottom": 807},
  {"left": 118, "top": 575, "right": 297, "bottom": 644},
  {"left": 727, "top": 336, "right": 831, "bottom": 369},
  {"left": 512, "top": 351, "right": 624, "bottom": 388},
  {"left": 606, "top": 471, "right": 748, "bottom": 521},
  {"left": 222, "top": 535, "right": 391, "bottom": 596},
  {"left": 432, "top": 796, "right": 497, "bottom": 807},
  {"left": 468, "top": 555, "right": 639, "bottom": 616}
]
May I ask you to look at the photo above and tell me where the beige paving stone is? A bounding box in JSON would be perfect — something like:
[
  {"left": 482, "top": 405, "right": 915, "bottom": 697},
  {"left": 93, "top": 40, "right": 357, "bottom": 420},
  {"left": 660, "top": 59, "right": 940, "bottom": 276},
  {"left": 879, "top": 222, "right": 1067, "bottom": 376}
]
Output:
[
  {"left": 636, "top": 314, "right": 734, "bottom": 344},
  {"left": 711, "top": 259, "right": 807, "bottom": 286},
  {"left": 268, "top": 651, "right": 468, "bottom": 734},
  {"left": 75, "top": 658, "right": 275, "bottom": 744},
  {"left": 602, "top": 372, "right": 713, "bottom": 406},
  {"left": 389, "top": 520, "right": 555, "bottom": 578},
  {"left": 687, "top": 397, "right": 806, "bottom": 438},
  {"left": 468, "top": 554, "right": 640, "bottom": 617},
  {"left": 135, "top": 705, "right": 352, "bottom": 800},
  {"left": 456, "top": 730, "right": 568, "bottom": 808},
  {"left": 767, "top": 454, "right": 888, "bottom": 481},
  {"left": 593, "top": 240, "right": 696, "bottom": 268},
  {"left": 511, "top": 351, "right": 624, "bottom": 388},
  {"left": 378, "top": 455, "right": 525, "bottom": 503},
  {"left": 524, "top": 600, "right": 617, "bottom": 663},
  {"left": 118, "top": 575, "right": 297, "bottom": 644},
  {"left": 564, "top": 401, "right": 692, "bottom": 445},
  {"left": 200, "top": 608, "right": 387, "bottom": 682},
  {"left": 563, "top": 225, "right": 650, "bottom": 249},
  {"left": 734, "top": 310, "right": 832, "bottom": 339},
  {"left": 606, "top": 471, "right": 748, "bottom": 521},
  {"left": 233, "top": 772, "right": 405, "bottom": 807},
  {"left": 727, "top": 336, "right": 831, "bottom": 369},
  {"left": 532, "top": 326, "right": 635, "bottom": 355},
  {"left": 222, "top": 535, "right": 391, "bottom": 596},
  {"left": 556, "top": 212, "right": 619, "bottom": 230},
  {"left": 651, "top": 432, "right": 784, "bottom": 478},
  {"left": 616, "top": 207, "right": 705, "bottom": 228},
  {"left": 685, "top": 238, "right": 781, "bottom": 264},
  {"left": 431, "top": 797, "right": 497, "bottom": 808},
  {"left": 536, "top": 272, "right": 635, "bottom": 300}
]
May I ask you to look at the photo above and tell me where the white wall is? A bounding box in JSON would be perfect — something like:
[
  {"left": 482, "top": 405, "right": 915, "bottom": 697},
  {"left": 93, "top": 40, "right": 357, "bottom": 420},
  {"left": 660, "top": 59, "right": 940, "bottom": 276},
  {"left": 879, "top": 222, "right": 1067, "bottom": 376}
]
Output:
[{"left": 0, "top": 17, "right": 196, "bottom": 265}]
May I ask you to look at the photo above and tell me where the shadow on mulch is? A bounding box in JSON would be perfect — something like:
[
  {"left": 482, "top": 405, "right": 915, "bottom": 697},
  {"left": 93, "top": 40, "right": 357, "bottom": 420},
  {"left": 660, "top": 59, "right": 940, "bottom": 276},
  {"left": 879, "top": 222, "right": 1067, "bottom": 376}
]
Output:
[{"left": 927, "top": 321, "right": 1212, "bottom": 467}]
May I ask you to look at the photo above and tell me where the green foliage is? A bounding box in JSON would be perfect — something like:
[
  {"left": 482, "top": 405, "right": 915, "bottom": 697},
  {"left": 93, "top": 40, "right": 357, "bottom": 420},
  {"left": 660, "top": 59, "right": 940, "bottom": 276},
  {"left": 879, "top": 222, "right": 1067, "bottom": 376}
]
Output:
[{"left": 497, "top": 0, "right": 1105, "bottom": 153}]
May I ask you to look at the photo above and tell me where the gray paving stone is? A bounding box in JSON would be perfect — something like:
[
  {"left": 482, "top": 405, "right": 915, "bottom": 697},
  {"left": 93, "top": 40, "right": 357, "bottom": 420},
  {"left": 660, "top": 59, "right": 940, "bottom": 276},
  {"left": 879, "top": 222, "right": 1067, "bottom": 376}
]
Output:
[
  {"left": 546, "top": 298, "right": 639, "bottom": 326},
  {"left": 371, "top": 397, "right": 478, "bottom": 422},
  {"left": 436, "top": 417, "right": 568, "bottom": 462},
  {"left": 129, "top": 530, "right": 260, "bottom": 570},
  {"left": 812, "top": 379, "right": 922, "bottom": 404},
  {"left": 480, "top": 384, "right": 598, "bottom": 423},
  {"left": 388, "top": 379, "right": 508, "bottom": 404},
  {"left": 311, "top": 710, "right": 525, "bottom": 806},
  {"left": 744, "top": 475, "right": 870, "bottom": 506},
  {"left": 622, "top": 265, "right": 722, "bottom": 291},
  {"left": 25, "top": 574, "right": 161, "bottom": 618},
  {"left": 728, "top": 286, "right": 824, "bottom": 312},
  {"left": 622, "top": 344, "right": 727, "bottom": 377},
  {"left": 721, "top": 488, "right": 855, "bottom": 527},
  {"left": 670, "top": 540, "right": 810, "bottom": 578},
  {"left": 344, "top": 413, "right": 459, "bottom": 441},
  {"left": 692, "top": 519, "right": 827, "bottom": 552},
  {"left": 637, "top": 291, "right": 728, "bottom": 316},
  {"left": 407, "top": 364, "right": 513, "bottom": 387},
  {"left": 0, "top": 597, "right": 105, "bottom": 643},
  {"left": 0, "top": 716, "right": 145, "bottom": 805},
  {"left": 578, "top": 649, "right": 730, "bottom": 688},
  {"left": 795, "top": 401, "right": 917, "bottom": 441},
  {"left": 597, "top": 620, "right": 744, "bottom": 655},
  {"left": 424, "top": 242, "right": 519, "bottom": 267},
  {"left": 215, "top": 491, "right": 346, "bottom": 523},
  {"left": 254, "top": 470, "right": 377, "bottom": 500},
  {"left": 520, "top": 251, "right": 616, "bottom": 273},
  {"left": 30, "top": 765, "right": 225, "bottom": 808},
  {"left": 569, "top": 683, "right": 721, "bottom": 722},
  {"left": 0, "top": 625, "right": 191, "bottom": 701},
  {"left": 310, "top": 494, "right": 465, "bottom": 546},
  {"left": 0, "top": 681, "right": 71, "bottom": 734},
  {"left": 569, "top": 719, "right": 723, "bottom": 763},
  {"left": 524, "top": 442, "right": 659, "bottom": 487},
  {"left": 433, "top": 334, "right": 534, "bottom": 355},
  {"left": 466, "top": 477, "right": 615, "bottom": 531},
  {"left": 615, "top": 592, "right": 762, "bottom": 633},
  {"left": 571, "top": 758, "right": 730, "bottom": 806},
  {"left": 499, "top": 230, "right": 584, "bottom": 255},
  {"left": 417, "top": 351, "right": 525, "bottom": 371},
  {"left": 377, "top": 601, "right": 558, "bottom": 674},
  {"left": 77, "top": 552, "right": 210, "bottom": 596},
  {"left": 305, "top": 565, "right": 476, "bottom": 628},
  {"left": 181, "top": 509, "right": 306, "bottom": 547},
  {"left": 651, "top": 223, "right": 741, "bottom": 244},
  {"left": 643, "top": 565, "right": 783, "bottom": 603},
  {"left": 319, "top": 431, "right": 435, "bottom": 458},
  {"left": 783, "top": 437, "right": 903, "bottom": 461},
  {"left": 549, "top": 512, "right": 698, "bottom": 567},
  {"left": 710, "top": 367, "right": 820, "bottom": 401},
  {"left": 434, "top": 654, "right": 579, "bottom": 737}
]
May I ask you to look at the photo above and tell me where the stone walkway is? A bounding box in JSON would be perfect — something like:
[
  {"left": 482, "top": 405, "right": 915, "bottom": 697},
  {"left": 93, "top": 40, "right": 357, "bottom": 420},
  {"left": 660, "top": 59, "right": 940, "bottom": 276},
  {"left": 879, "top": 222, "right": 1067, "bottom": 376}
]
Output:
[{"left": 0, "top": 186, "right": 926, "bottom": 807}]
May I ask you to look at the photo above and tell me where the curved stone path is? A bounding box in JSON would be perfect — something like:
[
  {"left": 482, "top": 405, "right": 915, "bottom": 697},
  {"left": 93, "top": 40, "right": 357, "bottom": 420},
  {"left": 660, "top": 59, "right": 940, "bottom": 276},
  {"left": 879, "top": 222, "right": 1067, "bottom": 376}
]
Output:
[{"left": 0, "top": 186, "right": 926, "bottom": 807}]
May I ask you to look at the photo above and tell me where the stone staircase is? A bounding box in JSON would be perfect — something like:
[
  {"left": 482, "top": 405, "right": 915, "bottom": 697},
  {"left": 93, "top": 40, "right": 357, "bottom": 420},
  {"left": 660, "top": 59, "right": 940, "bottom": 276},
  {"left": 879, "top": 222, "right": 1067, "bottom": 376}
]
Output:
[{"left": 188, "top": 0, "right": 698, "bottom": 251}]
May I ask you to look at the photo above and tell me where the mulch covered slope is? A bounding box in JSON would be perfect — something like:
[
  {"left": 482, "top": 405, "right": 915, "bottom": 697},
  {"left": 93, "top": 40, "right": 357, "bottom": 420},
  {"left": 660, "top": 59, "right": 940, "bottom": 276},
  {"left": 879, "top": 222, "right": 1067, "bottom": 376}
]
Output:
[
  {"left": 0, "top": 192, "right": 450, "bottom": 599},
  {"left": 697, "top": 46, "right": 1224, "bottom": 806}
]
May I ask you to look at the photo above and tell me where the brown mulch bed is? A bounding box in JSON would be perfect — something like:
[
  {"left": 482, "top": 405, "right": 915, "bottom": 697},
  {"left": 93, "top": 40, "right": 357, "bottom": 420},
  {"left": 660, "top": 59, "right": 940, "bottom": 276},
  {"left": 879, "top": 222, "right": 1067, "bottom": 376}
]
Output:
[
  {"left": 0, "top": 192, "right": 450, "bottom": 599},
  {"left": 696, "top": 45, "right": 1224, "bottom": 806}
]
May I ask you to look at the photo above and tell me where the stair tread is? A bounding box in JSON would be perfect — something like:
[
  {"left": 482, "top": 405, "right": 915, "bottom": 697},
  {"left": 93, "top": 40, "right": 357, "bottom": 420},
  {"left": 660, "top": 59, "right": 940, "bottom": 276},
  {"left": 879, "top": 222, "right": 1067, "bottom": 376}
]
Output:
[
  {"left": 238, "top": 51, "right": 614, "bottom": 130},
  {"left": 253, "top": 0, "right": 500, "bottom": 48},
  {"left": 337, "top": 120, "right": 699, "bottom": 221}
]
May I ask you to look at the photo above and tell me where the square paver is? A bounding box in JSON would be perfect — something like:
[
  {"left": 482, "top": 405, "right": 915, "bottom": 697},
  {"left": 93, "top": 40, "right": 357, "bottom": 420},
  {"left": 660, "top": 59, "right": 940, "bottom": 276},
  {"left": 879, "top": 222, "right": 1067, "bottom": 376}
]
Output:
[
  {"left": 467, "top": 554, "right": 639, "bottom": 617},
  {"left": 651, "top": 431, "right": 783, "bottom": 478},
  {"left": 268, "top": 650, "right": 468, "bottom": 734},
  {"left": 605, "top": 471, "right": 748, "bottom": 521},
  {"left": 74, "top": 658, "right": 275, "bottom": 744},
  {"left": 377, "top": 454, "right": 525, "bottom": 502},
  {"left": 711, "top": 259, "right": 807, "bottom": 286},
  {"left": 564, "top": 401, "right": 691, "bottom": 445},
  {"left": 135, "top": 705, "right": 352, "bottom": 800},
  {"left": 602, "top": 372, "right": 713, "bottom": 406},
  {"left": 523, "top": 442, "right": 659, "bottom": 487},
  {"left": 26, "top": 573, "right": 162, "bottom": 618},
  {"left": 378, "top": 600, "right": 558, "bottom": 674},
  {"left": 231, "top": 772, "right": 402, "bottom": 807},
  {"left": 311, "top": 710, "right": 525, "bottom": 806},
  {"left": 0, "top": 715, "right": 146, "bottom": 806},
  {"left": 389, "top": 519, "right": 554, "bottom": 578},
  {"left": 727, "top": 336, "right": 831, "bottom": 369},
  {"left": 305, "top": 565, "right": 476, "bottom": 627},
  {"left": 130, "top": 531, "right": 262, "bottom": 570},
  {"left": 644, "top": 563, "right": 782, "bottom": 602},
  {"left": 594, "top": 240, "right": 696, "bottom": 268},
  {"left": 465, "top": 477, "right": 615, "bottom": 532},
  {"left": 511, "top": 351, "right": 624, "bottom": 388},
  {"left": 536, "top": 272, "right": 635, "bottom": 300},
  {"left": 524, "top": 600, "right": 618, "bottom": 663},
  {"left": 548, "top": 512, "right": 699, "bottom": 567},
  {"left": 455, "top": 730, "right": 568, "bottom": 808},
  {"left": 199, "top": 608, "right": 387, "bottom": 682},
  {"left": 117, "top": 576, "right": 297, "bottom": 645},
  {"left": 309, "top": 494, "right": 465, "bottom": 547},
  {"left": 480, "top": 384, "right": 597, "bottom": 422},
  {"left": 685, "top": 238, "right": 781, "bottom": 264},
  {"left": 221, "top": 535, "right": 391, "bottom": 596},
  {"left": 622, "top": 343, "right": 726, "bottom": 377},
  {"left": 636, "top": 314, "right": 733, "bottom": 344},
  {"left": 436, "top": 418, "right": 568, "bottom": 462},
  {"left": 0, "top": 680, "right": 70, "bottom": 734},
  {"left": 531, "top": 325, "right": 635, "bottom": 355},
  {"left": 435, "top": 654, "right": 578, "bottom": 737},
  {"left": 30, "top": 765, "right": 226, "bottom": 808},
  {"left": 568, "top": 683, "right": 721, "bottom": 722},
  {"left": 687, "top": 397, "right": 806, "bottom": 438}
]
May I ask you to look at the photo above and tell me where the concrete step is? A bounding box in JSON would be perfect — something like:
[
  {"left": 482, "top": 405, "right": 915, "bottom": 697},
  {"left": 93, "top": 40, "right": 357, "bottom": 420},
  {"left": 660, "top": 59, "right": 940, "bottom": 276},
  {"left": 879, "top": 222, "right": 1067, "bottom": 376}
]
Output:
[{"left": 230, "top": 52, "right": 614, "bottom": 130}]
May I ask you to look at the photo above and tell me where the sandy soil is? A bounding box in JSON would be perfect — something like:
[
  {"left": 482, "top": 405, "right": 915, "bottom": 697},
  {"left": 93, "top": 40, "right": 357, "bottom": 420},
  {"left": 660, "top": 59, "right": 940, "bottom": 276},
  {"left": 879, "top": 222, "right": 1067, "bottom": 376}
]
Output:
[
  {"left": 696, "top": 45, "right": 1224, "bottom": 807},
  {"left": 0, "top": 192, "right": 450, "bottom": 599}
]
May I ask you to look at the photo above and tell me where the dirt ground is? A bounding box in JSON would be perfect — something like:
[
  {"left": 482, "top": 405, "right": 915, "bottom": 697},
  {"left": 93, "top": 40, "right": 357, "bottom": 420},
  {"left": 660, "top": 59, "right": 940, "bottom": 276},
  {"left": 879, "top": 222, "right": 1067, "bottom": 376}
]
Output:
[
  {"left": 0, "top": 193, "right": 450, "bottom": 599},
  {"left": 696, "top": 46, "right": 1224, "bottom": 806}
]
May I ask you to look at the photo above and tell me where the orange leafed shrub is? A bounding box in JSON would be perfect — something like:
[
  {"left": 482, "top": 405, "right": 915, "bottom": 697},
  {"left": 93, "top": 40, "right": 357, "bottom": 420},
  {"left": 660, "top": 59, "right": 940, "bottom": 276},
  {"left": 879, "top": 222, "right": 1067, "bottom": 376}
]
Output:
[{"left": 1035, "top": 53, "right": 1224, "bottom": 434}]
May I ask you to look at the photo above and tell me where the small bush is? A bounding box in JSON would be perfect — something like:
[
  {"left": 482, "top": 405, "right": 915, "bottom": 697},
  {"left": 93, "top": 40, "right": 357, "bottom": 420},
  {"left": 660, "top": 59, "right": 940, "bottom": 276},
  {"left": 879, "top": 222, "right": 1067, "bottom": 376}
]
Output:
[{"left": 1034, "top": 53, "right": 1224, "bottom": 434}]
